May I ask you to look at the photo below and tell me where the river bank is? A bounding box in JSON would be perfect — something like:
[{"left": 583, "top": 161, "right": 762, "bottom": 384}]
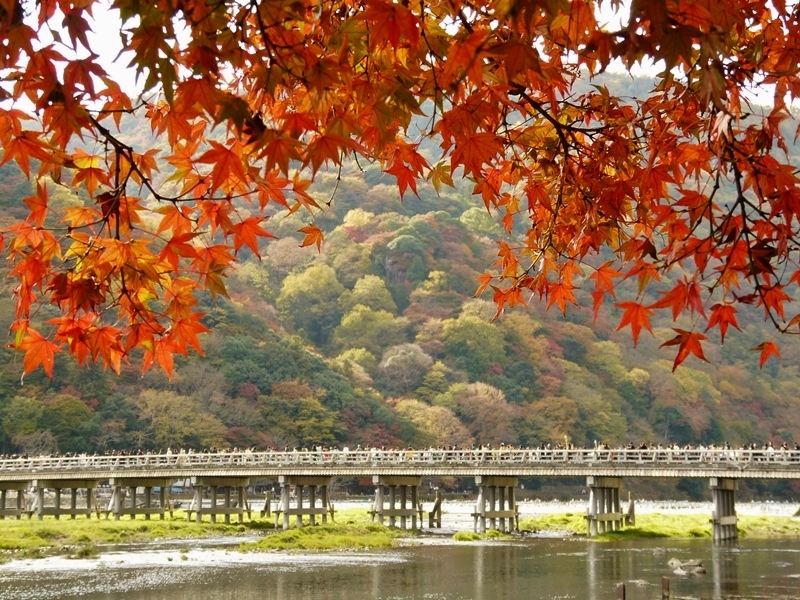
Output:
[{"left": 1, "top": 500, "right": 799, "bottom": 563}]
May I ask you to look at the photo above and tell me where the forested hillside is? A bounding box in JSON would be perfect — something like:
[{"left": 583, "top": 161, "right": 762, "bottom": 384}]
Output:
[{"left": 2, "top": 128, "right": 800, "bottom": 469}]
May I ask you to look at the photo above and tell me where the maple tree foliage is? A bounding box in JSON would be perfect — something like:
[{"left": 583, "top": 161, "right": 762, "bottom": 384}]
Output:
[{"left": 1, "top": 0, "right": 800, "bottom": 377}]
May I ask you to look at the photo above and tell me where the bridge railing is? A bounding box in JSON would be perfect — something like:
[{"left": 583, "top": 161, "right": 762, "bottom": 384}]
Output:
[{"left": 2, "top": 448, "right": 800, "bottom": 473}]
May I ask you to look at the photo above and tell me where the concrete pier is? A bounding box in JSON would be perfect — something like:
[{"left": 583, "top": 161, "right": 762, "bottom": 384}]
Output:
[
  {"left": 277, "top": 475, "right": 332, "bottom": 530},
  {"left": 188, "top": 476, "right": 250, "bottom": 523},
  {"left": 473, "top": 475, "right": 517, "bottom": 533},
  {"left": 0, "top": 481, "right": 26, "bottom": 519},
  {"left": 710, "top": 477, "right": 738, "bottom": 542},
  {"left": 371, "top": 475, "right": 422, "bottom": 529},
  {"left": 108, "top": 477, "right": 173, "bottom": 520},
  {"left": 31, "top": 479, "right": 99, "bottom": 520},
  {"left": 586, "top": 476, "right": 623, "bottom": 535}
]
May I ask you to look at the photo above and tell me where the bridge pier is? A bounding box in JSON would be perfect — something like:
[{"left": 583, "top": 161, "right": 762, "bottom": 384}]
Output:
[
  {"left": 710, "top": 478, "right": 738, "bottom": 542},
  {"left": 371, "top": 475, "right": 421, "bottom": 529},
  {"left": 31, "top": 479, "right": 99, "bottom": 520},
  {"left": 0, "top": 481, "right": 27, "bottom": 519},
  {"left": 277, "top": 476, "right": 332, "bottom": 529},
  {"left": 108, "top": 478, "right": 174, "bottom": 520},
  {"left": 586, "top": 476, "right": 623, "bottom": 535},
  {"left": 473, "top": 476, "right": 517, "bottom": 533},
  {"left": 189, "top": 476, "right": 250, "bottom": 523}
]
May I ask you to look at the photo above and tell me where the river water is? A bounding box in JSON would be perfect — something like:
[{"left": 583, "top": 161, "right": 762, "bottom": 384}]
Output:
[{"left": 1, "top": 536, "right": 799, "bottom": 600}]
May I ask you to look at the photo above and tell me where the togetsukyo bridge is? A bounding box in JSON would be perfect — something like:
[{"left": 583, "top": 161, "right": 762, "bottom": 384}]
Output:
[{"left": 2, "top": 448, "right": 799, "bottom": 541}]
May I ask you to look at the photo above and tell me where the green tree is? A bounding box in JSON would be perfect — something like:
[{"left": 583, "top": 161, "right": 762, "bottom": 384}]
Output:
[
  {"left": 459, "top": 206, "right": 502, "bottom": 238},
  {"left": 135, "top": 390, "right": 227, "bottom": 450},
  {"left": 441, "top": 316, "right": 506, "bottom": 379},
  {"left": 39, "top": 394, "right": 98, "bottom": 454},
  {"left": 333, "top": 305, "right": 409, "bottom": 356},
  {"left": 339, "top": 275, "right": 398, "bottom": 314},
  {"left": 277, "top": 264, "right": 346, "bottom": 346}
]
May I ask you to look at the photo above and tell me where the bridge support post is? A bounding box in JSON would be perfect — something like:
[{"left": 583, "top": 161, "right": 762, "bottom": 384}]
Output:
[
  {"left": 110, "top": 478, "right": 173, "bottom": 520},
  {"left": 710, "top": 478, "right": 738, "bottom": 542},
  {"left": 277, "top": 476, "right": 332, "bottom": 530},
  {"left": 190, "top": 477, "right": 250, "bottom": 524},
  {"left": 586, "top": 476, "right": 623, "bottom": 535},
  {"left": 372, "top": 476, "right": 422, "bottom": 530},
  {"left": 32, "top": 479, "right": 99, "bottom": 520},
  {"left": 474, "top": 476, "right": 518, "bottom": 533},
  {"left": 0, "top": 482, "right": 27, "bottom": 520}
]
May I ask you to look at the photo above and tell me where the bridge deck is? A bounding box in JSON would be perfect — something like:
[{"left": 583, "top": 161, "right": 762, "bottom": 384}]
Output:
[{"left": 1, "top": 449, "right": 799, "bottom": 482}]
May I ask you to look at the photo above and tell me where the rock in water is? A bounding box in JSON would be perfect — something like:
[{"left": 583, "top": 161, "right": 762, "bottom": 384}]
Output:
[
  {"left": 682, "top": 559, "right": 703, "bottom": 567},
  {"left": 667, "top": 558, "right": 682, "bottom": 569}
]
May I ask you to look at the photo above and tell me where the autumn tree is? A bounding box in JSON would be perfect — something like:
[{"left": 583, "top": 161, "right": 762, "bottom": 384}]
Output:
[{"left": 3, "top": 0, "right": 800, "bottom": 377}]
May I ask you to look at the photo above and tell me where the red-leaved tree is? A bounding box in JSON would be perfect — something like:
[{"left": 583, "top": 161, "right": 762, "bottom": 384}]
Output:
[{"left": 1, "top": 0, "right": 799, "bottom": 376}]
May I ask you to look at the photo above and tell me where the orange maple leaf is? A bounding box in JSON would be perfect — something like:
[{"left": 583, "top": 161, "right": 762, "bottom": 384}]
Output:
[
  {"left": 450, "top": 132, "right": 502, "bottom": 177},
  {"left": 197, "top": 140, "right": 249, "bottom": 195},
  {"left": 660, "top": 328, "right": 708, "bottom": 370},
  {"left": 18, "top": 328, "right": 61, "bottom": 378},
  {"left": 231, "top": 216, "right": 275, "bottom": 257},
  {"left": 752, "top": 341, "right": 780, "bottom": 368},
  {"left": 615, "top": 301, "right": 654, "bottom": 346},
  {"left": 705, "top": 303, "right": 741, "bottom": 343},
  {"left": 298, "top": 224, "right": 324, "bottom": 252},
  {"left": 547, "top": 280, "right": 578, "bottom": 315},
  {"left": 23, "top": 183, "right": 48, "bottom": 228}
]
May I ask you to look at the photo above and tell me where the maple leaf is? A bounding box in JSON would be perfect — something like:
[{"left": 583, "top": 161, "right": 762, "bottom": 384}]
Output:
[
  {"left": 705, "top": 303, "right": 741, "bottom": 343},
  {"left": 547, "top": 280, "right": 578, "bottom": 315},
  {"left": 141, "top": 338, "right": 177, "bottom": 379},
  {"left": 71, "top": 149, "right": 110, "bottom": 196},
  {"left": 660, "top": 329, "right": 709, "bottom": 371},
  {"left": 759, "top": 285, "right": 792, "bottom": 321},
  {"left": 752, "top": 341, "right": 780, "bottom": 368},
  {"left": 198, "top": 140, "right": 249, "bottom": 195},
  {"left": 171, "top": 313, "right": 210, "bottom": 355},
  {"left": 231, "top": 216, "right": 275, "bottom": 257},
  {"left": 387, "top": 162, "right": 418, "bottom": 197},
  {"left": 475, "top": 272, "right": 494, "bottom": 297},
  {"left": 615, "top": 301, "right": 654, "bottom": 346},
  {"left": 1, "top": 132, "right": 54, "bottom": 177},
  {"left": 23, "top": 183, "right": 48, "bottom": 227},
  {"left": 299, "top": 224, "right": 324, "bottom": 252},
  {"left": 450, "top": 133, "right": 502, "bottom": 177},
  {"left": 17, "top": 328, "right": 61, "bottom": 378}
]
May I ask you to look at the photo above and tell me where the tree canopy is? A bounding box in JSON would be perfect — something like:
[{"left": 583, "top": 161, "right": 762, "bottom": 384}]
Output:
[{"left": 2, "top": 0, "right": 800, "bottom": 376}]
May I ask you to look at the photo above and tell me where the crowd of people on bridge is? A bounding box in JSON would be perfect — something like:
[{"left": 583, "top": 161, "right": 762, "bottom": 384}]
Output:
[{"left": 2, "top": 439, "right": 800, "bottom": 465}]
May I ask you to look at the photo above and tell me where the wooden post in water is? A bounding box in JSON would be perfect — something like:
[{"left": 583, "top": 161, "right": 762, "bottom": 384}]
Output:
[
  {"left": 616, "top": 583, "right": 626, "bottom": 599},
  {"left": 277, "top": 476, "right": 332, "bottom": 529},
  {"left": 473, "top": 476, "right": 518, "bottom": 533},
  {"left": 710, "top": 478, "right": 738, "bottom": 542},
  {"left": 371, "top": 476, "right": 422, "bottom": 529},
  {"left": 0, "top": 482, "right": 27, "bottom": 520},
  {"left": 661, "top": 576, "right": 670, "bottom": 599},
  {"left": 585, "top": 477, "right": 624, "bottom": 536}
]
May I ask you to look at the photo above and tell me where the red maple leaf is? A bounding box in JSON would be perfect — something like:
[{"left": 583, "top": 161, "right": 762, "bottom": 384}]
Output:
[
  {"left": 660, "top": 328, "right": 708, "bottom": 370},
  {"left": 752, "top": 341, "right": 781, "bottom": 368},
  {"left": 18, "top": 328, "right": 62, "bottom": 378},
  {"left": 615, "top": 301, "right": 654, "bottom": 346},
  {"left": 231, "top": 216, "right": 275, "bottom": 257}
]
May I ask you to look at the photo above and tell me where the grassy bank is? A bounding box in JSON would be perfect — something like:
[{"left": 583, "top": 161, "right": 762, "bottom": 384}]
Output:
[
  {"left": 0, "top": 511, "right": 270, "bottom": 563},
  {"left": 241, "top": 522, "right": 406, "bottom": 551},
  {"left": 0, "top": 506, "right": 398, "bottom": 561},
  {"left": 517, "top": 513, "right": 800, "bottom": 539}
]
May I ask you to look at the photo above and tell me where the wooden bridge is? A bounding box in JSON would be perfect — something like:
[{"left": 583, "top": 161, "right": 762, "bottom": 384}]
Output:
[{"left": 2, "top": 448, "right": 798, "bottom": 541}]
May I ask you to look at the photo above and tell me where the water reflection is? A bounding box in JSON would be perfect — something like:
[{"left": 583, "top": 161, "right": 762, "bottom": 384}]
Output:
[
  {"left": 712, "top": 543, "right": 740, "bottom": 599},
  {"left": 0, "top": 538, "right": 798, "bottom": 600}
]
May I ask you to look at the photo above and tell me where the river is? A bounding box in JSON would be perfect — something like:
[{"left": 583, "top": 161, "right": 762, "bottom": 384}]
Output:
[{"left": 1, "top": 536, "right": 799, "bottom": 599}]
